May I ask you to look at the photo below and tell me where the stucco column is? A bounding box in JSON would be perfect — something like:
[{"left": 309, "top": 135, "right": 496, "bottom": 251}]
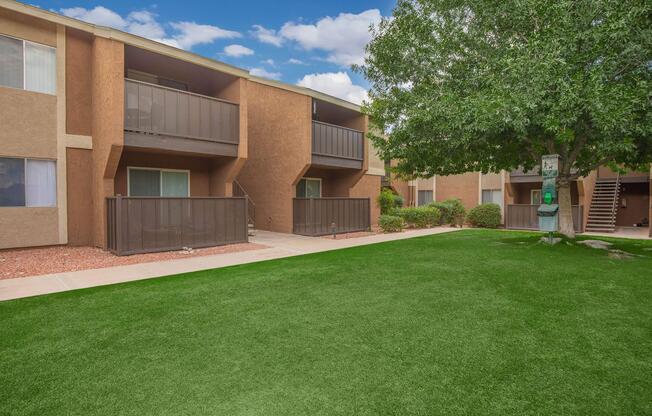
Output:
[{"left": 91, "top": 37, "right": 124, "bottom": 247}]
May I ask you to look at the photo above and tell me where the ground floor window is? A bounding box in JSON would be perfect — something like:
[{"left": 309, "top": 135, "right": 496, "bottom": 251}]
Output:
[
  {"left": 128, "top": 167, "right": 190, "bottom": 197},
  {"left": 296, "top": 178, "right": 321, "bottom": 198},
  {"left": 0, "top": 157, "right": 56, "bottom": 207},
  {"left": 482, "top": 189, "right": 503, "bottom": 207},
  {"left": 531, "top": 189, "right": 542, "bottom": 205},
  {"left": 418, "top": 190, "right": 433, "bottom": 206}
]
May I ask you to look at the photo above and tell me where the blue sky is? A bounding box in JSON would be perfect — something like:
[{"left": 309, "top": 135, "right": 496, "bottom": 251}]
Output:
[{"left": 35, "top": 0, "right": 396, "bottom": 104}]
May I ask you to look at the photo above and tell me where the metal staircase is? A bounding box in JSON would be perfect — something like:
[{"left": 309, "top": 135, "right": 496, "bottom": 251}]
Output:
[
  {"left": 232, "top": 180, "right": 256, "bottom": 236},
  {"left": 585, "top": 175, "right": 620, "bottom": 233}
]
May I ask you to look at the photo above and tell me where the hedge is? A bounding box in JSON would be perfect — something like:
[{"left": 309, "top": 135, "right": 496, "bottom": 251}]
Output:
[{"left": 466, "top": 203, "right": 502, "bottom": 228}]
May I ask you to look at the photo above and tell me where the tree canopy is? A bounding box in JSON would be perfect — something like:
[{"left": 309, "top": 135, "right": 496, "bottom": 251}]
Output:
[{"left": 360, "top": 0, "right": 652, "bottom": 180}]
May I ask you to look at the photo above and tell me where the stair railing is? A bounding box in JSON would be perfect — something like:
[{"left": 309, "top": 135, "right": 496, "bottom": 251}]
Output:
[
  {"left": 610, "top": 173, "right": 620, "bottom": 226},
  {"left": 233, "top": 180, "right": 256, "bottom": 227}
]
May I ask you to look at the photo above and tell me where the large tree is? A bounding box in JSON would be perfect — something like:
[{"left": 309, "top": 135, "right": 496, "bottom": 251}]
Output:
[{"left": 360, "top": 0, "right": 651, "bottom": 237}]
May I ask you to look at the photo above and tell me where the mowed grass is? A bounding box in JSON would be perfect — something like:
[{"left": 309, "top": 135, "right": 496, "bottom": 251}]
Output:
[{"left": 1, "top": 230, "right": 651, "bottom": 415}]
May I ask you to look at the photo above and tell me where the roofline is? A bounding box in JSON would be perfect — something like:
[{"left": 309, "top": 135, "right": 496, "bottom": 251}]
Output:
[{"left": 0, "top": 0, "right": 365, "bottom": 113}]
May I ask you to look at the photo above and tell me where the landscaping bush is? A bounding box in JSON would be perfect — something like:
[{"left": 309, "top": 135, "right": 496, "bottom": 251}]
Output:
[
  {"left": 394, "top": 206, "right": 441, "bottom": 228},
  {"left": 379, "top": 215, "right": 404, "bottom": 232},
  {"left": 377, "top": 189, "right": 405, "bottom": 214},
  {"left": 467, "top": 203, "right": 502, "bottom": 228},
  {"left": 429, "top": 198, "right": 466, "bottom": 226}
]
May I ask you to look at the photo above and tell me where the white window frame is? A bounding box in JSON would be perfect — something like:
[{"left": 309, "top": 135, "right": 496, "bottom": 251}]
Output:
[
  {"left": 127, "top": 167, "right": 190, "bottom": 197},
  {"left": 0, "top": 33, "right": 56, "bottom": 95},
  {"left": 0, "top": 156, "right": 57, "bottom": 207},
  {"left": 297, "top": 177, "right": 322, "bottom": 198},
  {"left": 531, "top": 189, "right": 542, "bottom": 205}
]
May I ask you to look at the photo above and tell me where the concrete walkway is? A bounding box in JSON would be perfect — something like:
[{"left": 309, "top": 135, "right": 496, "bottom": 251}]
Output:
[{"left": 0, "top": 227, "right": 459, "bottom": 301}]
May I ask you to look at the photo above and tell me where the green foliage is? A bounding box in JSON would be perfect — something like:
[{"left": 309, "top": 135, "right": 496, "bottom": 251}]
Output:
[
  {"left": 467, "top": 203, "right": 502, "bottom": 228},
  {"left": 361, "top": 0, "right": 652, "bottom": 180},
  {"left": 394, "top": 206, "right": 441, "bottom": 228},
  {"left": 429, "top": 199, "right": 466, "bottom": 226},
  {"left": 379, "top": 214, "right": 404, "bottom": 232},
  {"left": 377, "top": 189, "right": 405, "bottom": 215},
  {"left": 377, "top": 189, "right": 395, "bottom": 215}
]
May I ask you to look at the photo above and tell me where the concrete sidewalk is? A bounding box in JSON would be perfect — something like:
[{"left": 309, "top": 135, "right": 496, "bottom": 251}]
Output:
[{"left": 0, "top": 227, "right": 459, "bottom": 301}]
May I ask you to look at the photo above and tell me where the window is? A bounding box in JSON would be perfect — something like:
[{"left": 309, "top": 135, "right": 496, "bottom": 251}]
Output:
[
  {"left": 0, "top": 157, "right": 56, "bottom": 207},
  {"left": 418, "top": 190, "right": 433, "bottom": 206},
  {"left": 0, "top": 35, "right": 56, "bottom": 94},
  {"left": 482, "top": 189, "right": 503, "bottom": 207},
  {"left": 296, "top": 178, "right": 321, "bottom": 198},
  {"left": 128, "top": 168, "right": 189, "bottom": 197},
  {"left": 531, "top": 189, "right": 542, "bottom": 205}
]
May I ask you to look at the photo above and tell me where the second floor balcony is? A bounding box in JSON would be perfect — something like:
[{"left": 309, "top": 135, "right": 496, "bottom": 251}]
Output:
[
  {"left": 311, "top": 120, "right": 364, "bottom": 169},
  {"left": 124, "top": 78, "right": 240, "bottom": 157}
]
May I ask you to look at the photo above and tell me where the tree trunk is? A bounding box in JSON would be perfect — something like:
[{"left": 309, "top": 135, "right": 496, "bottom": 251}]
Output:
[{"left": 558, "top": 178, "right": 575, "bottom": 238}]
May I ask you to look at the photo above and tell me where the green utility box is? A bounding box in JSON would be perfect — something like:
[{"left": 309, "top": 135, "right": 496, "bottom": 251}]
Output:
[{"left": 538, "top": 204, "right": 559, "bottom": 232}]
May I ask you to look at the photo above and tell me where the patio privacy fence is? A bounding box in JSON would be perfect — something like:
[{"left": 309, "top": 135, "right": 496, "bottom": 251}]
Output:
[
  {"left": 107, "top": 196, "right": 248, "bottom": 255},
  {"left": 293, "top": 198, "right": 371, "bottom": 236},
  {"left": 506, "top": 204, "right": 583, "bottom": 232}
]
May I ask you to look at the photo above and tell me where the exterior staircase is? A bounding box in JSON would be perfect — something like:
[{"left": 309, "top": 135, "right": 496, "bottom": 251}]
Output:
[
  {"left": 585, "top": 176, "right": 621, "bottom": 233},
  {"left": 232, "top": 180, "right": 256, "bottom": 236}
]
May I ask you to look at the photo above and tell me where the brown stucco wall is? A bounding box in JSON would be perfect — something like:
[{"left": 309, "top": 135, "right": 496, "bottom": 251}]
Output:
[
  {"left": 616, "top": 182, "right": 649, "bottom": 227},
  {"left": 598, "top": 166, "right": 650, "bottom": 180},
  {"left": 66, "top": 148, "right": 93, "bottom": 246},
  {"left": 91, "top": 37, "right": 124, "bottom": 247},
  {"left": 435, "top": 173, "right": 479, "bottom": 209},
  {"left": 237, "top": 81, "right": 312, "bottom": 233},
  {"left": 579, "top": 170, "right": 598, "bottom": 229},
  {"left": 114, "top": 152, "right": 213, "bottom": 197},
  {"left": 0, "top": 8, "right": 56, "bottom": 46},
  {"left": 65, "top": 28, "right": 92, "bottom": 136},
  {"left": 350, "top": 174, "right": 381, "bottom": 226}
]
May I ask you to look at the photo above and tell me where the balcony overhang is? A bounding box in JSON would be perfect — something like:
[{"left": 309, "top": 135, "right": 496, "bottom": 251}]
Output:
[
  {"left": 311, "top": 154, "right": 363, "bottom": 169},
  {"left": 124, "top": 131, "right": 238, "bottom": 157}
]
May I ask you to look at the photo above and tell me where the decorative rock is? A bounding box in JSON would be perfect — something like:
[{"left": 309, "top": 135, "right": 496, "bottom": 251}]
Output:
[
  {"left": 540, "top": 236, "right": 562, "bottom": 245},
  {"left": 577, "top": 240, "right": 613, "bottom": 250},
  {"left": 608, "top": 249, "right": 634, "bottom": 260}
]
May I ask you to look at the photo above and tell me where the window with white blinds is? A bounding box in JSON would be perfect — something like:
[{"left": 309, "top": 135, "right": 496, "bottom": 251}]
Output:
[
  {"left": 482, "top": 189, "right": 503, "bottom": 207},
  {"left": 0, "top": 157, "right": 56, "bottom": 207},
  {"left": 0, "top": 34, "right": 56, "bottom": 95}
]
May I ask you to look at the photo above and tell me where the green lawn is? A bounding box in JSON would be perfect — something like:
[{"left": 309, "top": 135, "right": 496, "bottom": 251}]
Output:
[{"left": 1, "top": 230, "right": 651, "bottom": 415}]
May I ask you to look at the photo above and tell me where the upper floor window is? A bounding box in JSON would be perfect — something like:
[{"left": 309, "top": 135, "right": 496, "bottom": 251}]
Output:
[{"left": 0, "top": 34, "right": 56, "bottom": 95}]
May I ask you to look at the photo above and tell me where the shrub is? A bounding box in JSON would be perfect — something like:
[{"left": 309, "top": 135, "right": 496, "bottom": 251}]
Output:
[
  {"left": 379, "top": 215, "right": 404, "bottom": 232},
  {"left": 394, "top": 206, "right": 441, "bottom": 228},
  {"left": 467, "top": 203, "right": 502, "bottom": 228},
  {"left": 429, "top": 198, "right": 466, "bottom": 226},
  {"left": 377, "top": 189, "right": 396, "bottom": 215},
  {"left": 377, "top": 189, "right": 405, "bottom": 215}
]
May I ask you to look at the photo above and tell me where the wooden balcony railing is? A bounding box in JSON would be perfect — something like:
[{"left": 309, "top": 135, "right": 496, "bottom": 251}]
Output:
[
  {"left": 107, "top": 196, "right": 248, "bottom": 255},
  {"left": 293, "top": 198, "right": 370, "bottom": 236},
  {"left": 311, "top": 120, "right": 364, "bottom": 169},
  {"left": 124, "top": 78, "right": 239, "bottom": 155},
  {"left": 506, "top": 204, "right": 583, "bottom": 232}
]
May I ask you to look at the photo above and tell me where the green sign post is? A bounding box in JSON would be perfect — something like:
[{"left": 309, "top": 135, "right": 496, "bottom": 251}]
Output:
[{"left": 538, "top": 155, "right": 560, "bottom": 243}]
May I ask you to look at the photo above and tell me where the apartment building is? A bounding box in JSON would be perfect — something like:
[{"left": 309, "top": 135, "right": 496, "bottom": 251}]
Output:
[
  {"left": 410, "top": 167, "right": 651, "bottom": 236},
  {"left": 0, "top": 1, "right": 384, "bottom": 253}
]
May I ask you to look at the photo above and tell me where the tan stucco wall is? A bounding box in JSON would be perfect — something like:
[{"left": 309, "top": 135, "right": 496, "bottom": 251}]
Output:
[
  {"left": 350, "top": 174, "right": 381, "bottom": 226},
  {"left": 0, "top": 7, "right": 56, "bottom": 47},
  {"left": 598, "top": 166, "right": 650, "bottom": 180},
  {"left": 435, "top": 173, "right": 480, "bottom": 209},
  {"left": 66, "top": 148, "right": 93, "bottom": 246},
  {"left": 579, "top": 170, "right": 598, "bottom": 229},
  {"left": 0, "top": 207, "right": 59, "bottom": 249},
  {"left": 0, "top": 12, "right": 63, "bottom": 249},
  {"left": 65, "top": 28, "right": 92, "bottom": 136},
  {"left": 237, "top": 81, "right": 312, "bottom": 233},
  {"left": 91, "top": 37, "right": 124, "bottom": 247},
  {"left": 0, "top": 87, "right": 57, "bottom": 159},
  {"left": 481, "top": 173, "right": 502, "bottom": 190}
]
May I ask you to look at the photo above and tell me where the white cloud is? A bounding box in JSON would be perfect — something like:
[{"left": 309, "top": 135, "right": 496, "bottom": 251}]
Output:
[
  {"left": 288, "top": 58, "right": 304, "bottom": 65},
  {"left": 262, "top": 58, "right": 275, "bottom": 66},
  {"left": 297, "top": 72, "right": 368, "bottom": 105},
  {"left": 250, "top": 67, "right": 282, "bottom": 80},
  {"left": 251, "top": 25, "right": 284, "bottom": 47},
  {"left": 280, "top": 9, "right": 381, "bottom": 66},
  {"left": 60, "top": 6, "right": 240, "bottom": 50},
  {"left": 224, "top": 44, "right": 254, "bottom": 57}
]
